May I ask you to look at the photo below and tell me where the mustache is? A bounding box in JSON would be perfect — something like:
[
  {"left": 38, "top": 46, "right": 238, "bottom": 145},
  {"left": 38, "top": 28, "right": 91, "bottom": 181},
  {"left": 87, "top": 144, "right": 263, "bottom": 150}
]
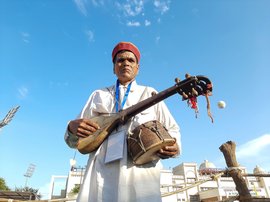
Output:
[{"left": 120, "top": 67, "right": 134, "bottom": 74}]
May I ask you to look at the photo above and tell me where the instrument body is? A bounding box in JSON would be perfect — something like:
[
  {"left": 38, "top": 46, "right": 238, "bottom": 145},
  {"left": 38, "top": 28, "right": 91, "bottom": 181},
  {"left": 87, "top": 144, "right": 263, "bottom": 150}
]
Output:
[
  {"left": 77, "top": 75, "right": 213, "bottom": 154},
  {"left": 77, "top": 115, "right": 120, "bottom": 154}
]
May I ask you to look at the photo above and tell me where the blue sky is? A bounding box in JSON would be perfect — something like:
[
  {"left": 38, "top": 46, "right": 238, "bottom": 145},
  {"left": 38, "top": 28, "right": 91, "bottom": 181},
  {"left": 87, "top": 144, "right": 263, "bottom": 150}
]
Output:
[{"left": 1, "top": 0, "right": 270, "bottom": 198}]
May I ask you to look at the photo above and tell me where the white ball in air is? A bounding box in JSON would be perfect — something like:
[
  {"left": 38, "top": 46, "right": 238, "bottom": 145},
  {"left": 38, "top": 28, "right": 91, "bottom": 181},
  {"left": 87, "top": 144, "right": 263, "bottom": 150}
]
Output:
[{"left": 218, "top": 101, "right": 226, "bottom": 109}]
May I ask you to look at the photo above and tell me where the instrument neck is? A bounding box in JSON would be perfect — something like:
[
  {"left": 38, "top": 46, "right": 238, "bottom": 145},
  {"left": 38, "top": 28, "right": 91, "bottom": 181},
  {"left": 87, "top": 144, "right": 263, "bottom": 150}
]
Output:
[{"left": 119, "top": 84, "right": 179, "bottom": 123}]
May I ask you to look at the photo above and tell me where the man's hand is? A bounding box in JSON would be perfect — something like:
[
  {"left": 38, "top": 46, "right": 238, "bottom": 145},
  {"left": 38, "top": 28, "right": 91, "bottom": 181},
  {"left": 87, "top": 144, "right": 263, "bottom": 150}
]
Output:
[
  {"left": 157, "top": 141, "right": 179, "bottom": 159},
  {"left": 68, "top": 118, "right": 100, "bottom": 138}
]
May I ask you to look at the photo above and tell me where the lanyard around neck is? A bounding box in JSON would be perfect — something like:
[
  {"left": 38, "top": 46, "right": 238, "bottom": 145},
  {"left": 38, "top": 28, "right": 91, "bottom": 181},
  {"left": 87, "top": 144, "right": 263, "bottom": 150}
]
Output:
[{"left": 115, "top": 80, "right": 132, "bottom": 112}]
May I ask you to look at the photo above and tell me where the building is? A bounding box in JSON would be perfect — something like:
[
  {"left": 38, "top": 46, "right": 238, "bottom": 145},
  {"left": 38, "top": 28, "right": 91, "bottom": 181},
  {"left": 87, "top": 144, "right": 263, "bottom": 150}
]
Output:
[
  {"left": 50, "top": 160, "right": 270, "bottom": 201},
  {"left": 160, "top": 160, "right": 270, "bottom": 202}
]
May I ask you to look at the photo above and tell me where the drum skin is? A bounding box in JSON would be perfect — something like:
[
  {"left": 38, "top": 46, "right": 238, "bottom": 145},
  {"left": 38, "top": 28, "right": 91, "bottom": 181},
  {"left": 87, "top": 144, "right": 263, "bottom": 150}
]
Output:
[{"left": 127, "top": 120, "right": 175, "bottom": 165}]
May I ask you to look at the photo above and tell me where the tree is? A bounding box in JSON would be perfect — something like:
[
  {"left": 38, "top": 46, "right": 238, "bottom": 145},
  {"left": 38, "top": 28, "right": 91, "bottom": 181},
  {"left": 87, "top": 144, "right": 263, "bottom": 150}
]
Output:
[
  {"left": 70, "top": 184, "right": 80, "bottom": 195},
  {"left": 0, "top": 177, "right": 10, "bottom": 191}
]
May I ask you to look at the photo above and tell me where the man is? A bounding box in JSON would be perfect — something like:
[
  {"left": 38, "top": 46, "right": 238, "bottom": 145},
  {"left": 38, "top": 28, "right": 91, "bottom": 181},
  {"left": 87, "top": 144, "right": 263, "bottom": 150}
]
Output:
[{"left": 65, "top": 42, "right": 181, "bottom": 202}]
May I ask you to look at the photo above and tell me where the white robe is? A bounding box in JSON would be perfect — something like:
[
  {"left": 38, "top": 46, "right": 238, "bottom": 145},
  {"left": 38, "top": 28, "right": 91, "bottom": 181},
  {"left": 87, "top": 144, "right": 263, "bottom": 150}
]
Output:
[{"left": 65, "top": 81, "right": 181, "bottom": 202}]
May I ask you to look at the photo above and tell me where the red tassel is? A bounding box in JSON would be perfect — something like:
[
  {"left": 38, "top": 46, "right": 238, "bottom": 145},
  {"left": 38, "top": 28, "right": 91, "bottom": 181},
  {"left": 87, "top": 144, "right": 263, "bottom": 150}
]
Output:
[
  {"left": 189, "top": 97, "right": 198, "bottom": 109},
  {"left": 188, "top": 97, "right": 199, "bottom": 118}
]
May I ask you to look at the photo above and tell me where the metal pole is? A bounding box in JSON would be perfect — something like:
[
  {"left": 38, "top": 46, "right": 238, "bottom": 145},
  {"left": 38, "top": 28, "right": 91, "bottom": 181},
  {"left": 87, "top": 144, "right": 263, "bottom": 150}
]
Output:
[{"left": 25, "top": 176, "right": 29, "bottom": 187}]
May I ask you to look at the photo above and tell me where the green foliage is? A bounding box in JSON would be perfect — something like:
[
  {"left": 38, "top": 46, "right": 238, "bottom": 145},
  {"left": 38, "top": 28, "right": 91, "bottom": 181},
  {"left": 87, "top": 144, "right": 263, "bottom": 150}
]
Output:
[
  {"left": 0, "top": 177, "right": 10, "bottom": 191},
  {"left": 70, "top": 184, "right": 80, "bottom": 195}
]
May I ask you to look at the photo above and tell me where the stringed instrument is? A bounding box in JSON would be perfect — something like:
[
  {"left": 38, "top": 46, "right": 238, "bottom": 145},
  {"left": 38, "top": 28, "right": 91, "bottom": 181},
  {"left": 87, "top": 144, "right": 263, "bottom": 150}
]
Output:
[{"left": 77, "top": 74, "right": 213, "bottom": 154}]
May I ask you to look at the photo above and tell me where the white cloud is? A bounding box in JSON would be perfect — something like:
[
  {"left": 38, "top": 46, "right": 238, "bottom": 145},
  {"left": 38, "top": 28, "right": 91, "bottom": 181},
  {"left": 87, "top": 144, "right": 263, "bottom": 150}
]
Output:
[
  {"left": 91, "top": 0, "right": 104, "bottom": 7},
  {"left": 85, "top": 30, "right": 94, "bottom": 42},
  {"left": 237, "top": 134, "right": 270, "bottom": 158},
  {"left": 215, "top": 134, "right": 270, "bottom": 172},
  {"left": 73, "top": 0, "right": 88, "bottom": 16},
  {"left": 115, "top": 0, "right": 144, "bottom": 17},
  {"left": 74, "top": 0, "right": 105, "bottom": 16},
  {"left": 73, "top": 0, "right": 171, "bottom": 27},
  {"left": 154, "top": 0, "right": 170, "bottom": 15},
  {"left": 21, "top": 32, "right": 30, "bottom": 43},
  {"left": 18, "top": 86, "right": 29, "bottom": 99},
  {"left": 236, "top": 134, "right": 270, "bottom": 172},
  {"left": 127, "top": 21, "right": 140, "bottom": 27},
  {"left": 155, "top": 36, "right": 161, "bottom": 43},
  {"left": 145, "top": 19, "right": 151, "bottom": 26}
]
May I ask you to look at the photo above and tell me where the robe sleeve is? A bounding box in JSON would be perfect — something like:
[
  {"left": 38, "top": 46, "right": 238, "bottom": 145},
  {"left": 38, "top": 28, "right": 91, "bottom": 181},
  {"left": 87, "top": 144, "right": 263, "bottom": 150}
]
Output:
[
  {"left": 64, "top": 90, "right": 100, "bottom": 148},
  {"left": 64, "top": 87, "right": 115, "bottom": 148}
]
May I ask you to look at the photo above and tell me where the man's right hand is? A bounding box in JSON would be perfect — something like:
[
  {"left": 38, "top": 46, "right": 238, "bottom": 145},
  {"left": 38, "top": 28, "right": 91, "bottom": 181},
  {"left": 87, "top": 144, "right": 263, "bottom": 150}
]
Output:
[{"left": 68, "top": 119, "right": 100, "bottom": 138}]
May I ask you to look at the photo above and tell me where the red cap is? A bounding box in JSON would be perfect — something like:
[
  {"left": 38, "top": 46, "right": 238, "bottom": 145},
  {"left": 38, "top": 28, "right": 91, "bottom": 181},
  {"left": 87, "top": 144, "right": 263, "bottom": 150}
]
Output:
[{"left": 112, "top": 42, "right": 140, "bottom": 63}]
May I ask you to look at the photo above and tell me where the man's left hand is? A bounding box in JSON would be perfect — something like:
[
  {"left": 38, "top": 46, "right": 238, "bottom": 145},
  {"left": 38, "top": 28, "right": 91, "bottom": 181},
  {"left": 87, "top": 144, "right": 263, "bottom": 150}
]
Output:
[{"left": 157, "top": 142, "right": 179, "bottom": 159}]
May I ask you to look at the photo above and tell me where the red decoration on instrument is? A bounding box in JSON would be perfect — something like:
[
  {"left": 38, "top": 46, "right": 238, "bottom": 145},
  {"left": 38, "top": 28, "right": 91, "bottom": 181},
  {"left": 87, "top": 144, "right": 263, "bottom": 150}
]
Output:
[
  {"left": 175, "top": 74, "right": 213, "bottom": 122},
  {"left": 189, "top": 97, "right": 198, "bottom": 109}
]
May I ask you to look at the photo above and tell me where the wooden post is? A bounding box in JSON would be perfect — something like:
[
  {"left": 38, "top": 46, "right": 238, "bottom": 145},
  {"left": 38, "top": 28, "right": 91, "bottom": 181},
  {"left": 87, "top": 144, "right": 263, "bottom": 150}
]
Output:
[{"left": 219, "top": 141, "right": 253, "bottom": 202}]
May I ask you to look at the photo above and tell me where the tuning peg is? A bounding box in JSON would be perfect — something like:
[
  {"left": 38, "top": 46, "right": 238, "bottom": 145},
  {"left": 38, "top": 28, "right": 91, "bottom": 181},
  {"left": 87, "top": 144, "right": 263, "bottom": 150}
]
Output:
[
  {"left": 185, "top": 73, "right": 191, "bottom": 79},
  {"left": 192, "top": 88, "right": 198, "bottom": 96},
  {"left": 175, "top": 78, "right": 181, "bottom": 83},
  {"left": 151, "top": 91, "right": 157, "bottom": 96},
  {"left": 207, "top": 91, "right": 213, "bottom": 96},
  {"left": 182, "top": 92, "right": 189, "bottom": 99}
]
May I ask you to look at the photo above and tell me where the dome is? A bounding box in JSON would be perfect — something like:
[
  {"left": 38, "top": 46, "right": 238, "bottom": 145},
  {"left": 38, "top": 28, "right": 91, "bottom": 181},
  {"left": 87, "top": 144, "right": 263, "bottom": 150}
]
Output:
[
  {"left": 253, "top": 165, "right": 266, "bottom": 174},
  {"left": 199, "top": 160, "right": 216, "bottom": 170}
]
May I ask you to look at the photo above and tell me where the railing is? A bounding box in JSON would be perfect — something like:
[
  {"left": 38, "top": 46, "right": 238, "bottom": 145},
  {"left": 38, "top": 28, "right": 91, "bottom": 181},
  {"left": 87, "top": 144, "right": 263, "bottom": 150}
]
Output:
[{"left": 0, "top": 198, "right": 76, "bottom": 202}]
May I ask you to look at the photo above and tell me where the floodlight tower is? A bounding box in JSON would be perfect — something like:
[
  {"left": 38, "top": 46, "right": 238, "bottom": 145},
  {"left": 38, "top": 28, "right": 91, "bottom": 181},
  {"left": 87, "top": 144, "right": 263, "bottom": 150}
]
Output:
[
  {"left": 24, "top": 163, "right": 36, "bottom": 187},
  {"left": 0, "top": 106, "right": 20, "bottom": 129}
]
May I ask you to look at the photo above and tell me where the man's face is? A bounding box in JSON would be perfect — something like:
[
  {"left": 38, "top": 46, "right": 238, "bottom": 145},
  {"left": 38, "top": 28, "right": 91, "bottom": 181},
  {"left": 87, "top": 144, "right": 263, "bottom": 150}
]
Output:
[{"left": 114, "top": 51, "right": 139, "bottom": 85}]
